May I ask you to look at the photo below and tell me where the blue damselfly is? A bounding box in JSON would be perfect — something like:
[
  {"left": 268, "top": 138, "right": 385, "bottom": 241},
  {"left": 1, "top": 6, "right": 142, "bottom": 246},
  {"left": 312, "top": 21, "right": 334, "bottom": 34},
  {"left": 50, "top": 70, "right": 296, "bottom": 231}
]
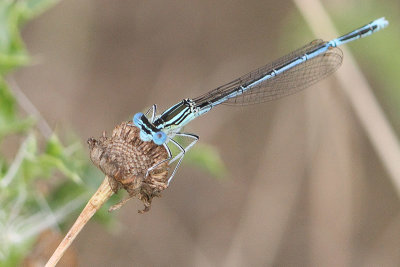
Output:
[{"left": 131, "top": 17, "right": 388, "bottom": 184}]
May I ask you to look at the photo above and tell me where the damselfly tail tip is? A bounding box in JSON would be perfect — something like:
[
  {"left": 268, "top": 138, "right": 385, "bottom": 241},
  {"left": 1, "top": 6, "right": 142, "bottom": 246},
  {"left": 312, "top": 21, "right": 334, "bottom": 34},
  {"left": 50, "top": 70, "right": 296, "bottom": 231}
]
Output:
[{"left": 374, "top": 17, "right": 389, "bottom": 30}]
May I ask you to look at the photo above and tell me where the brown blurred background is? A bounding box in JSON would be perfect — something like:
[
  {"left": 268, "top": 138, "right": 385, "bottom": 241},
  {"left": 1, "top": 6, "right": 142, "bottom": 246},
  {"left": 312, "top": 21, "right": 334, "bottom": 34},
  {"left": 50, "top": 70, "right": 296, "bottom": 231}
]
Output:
[{"left": 16, "top": 0, "right": 400, "bottom": 266}]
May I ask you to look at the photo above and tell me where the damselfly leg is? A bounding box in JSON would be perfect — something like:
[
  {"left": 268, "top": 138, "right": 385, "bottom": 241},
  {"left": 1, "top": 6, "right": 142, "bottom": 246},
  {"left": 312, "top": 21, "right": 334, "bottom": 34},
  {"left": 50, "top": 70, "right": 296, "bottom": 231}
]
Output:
[
  {"left": 163, "top": 133, "right": 198, "bottom": 185},
  {"left": 140, "top": 104, "right": 199, "bottom": 185}
]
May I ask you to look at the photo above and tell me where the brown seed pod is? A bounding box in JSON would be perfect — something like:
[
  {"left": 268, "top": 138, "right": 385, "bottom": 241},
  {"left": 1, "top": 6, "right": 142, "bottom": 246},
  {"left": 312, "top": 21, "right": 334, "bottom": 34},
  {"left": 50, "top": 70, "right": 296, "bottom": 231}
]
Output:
[{"left": 88, "top": 121, "right": 169, "bottom": 213}]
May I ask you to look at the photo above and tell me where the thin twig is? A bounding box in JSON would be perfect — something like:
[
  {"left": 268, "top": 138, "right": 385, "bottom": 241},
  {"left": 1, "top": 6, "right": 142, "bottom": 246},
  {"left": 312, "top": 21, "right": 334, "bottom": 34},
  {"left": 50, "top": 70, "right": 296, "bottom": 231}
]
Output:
[
  {"left": 9, "top": 78, "right": 53, "bottom": 139},
  {"left": 0, "top": 135, "right": 32, "bottom": 188},
  {"left": 45, "top": 177, "right": 113, "bottom": 267}
]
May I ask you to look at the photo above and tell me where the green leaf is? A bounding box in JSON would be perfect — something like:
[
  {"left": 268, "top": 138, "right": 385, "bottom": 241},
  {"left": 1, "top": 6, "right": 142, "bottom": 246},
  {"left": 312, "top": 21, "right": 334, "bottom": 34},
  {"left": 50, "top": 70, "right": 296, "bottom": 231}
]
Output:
[
  {"left": 166, "top": 135, "right": 227, "bottom": 179},
  {"left": 45, "top": 135, "right": 64, "bottom": 158},
  {"left": 185, "top": 144, "right": 227, "bottom": 179},
  {"left": 0, "top": 1, "right": 29, "bottom": 74},
  {"left": 22, "top": 0, "right": 60, "bottom": 20},
  {"left": 0, "top": 77, "right": 16, "bottom": 120},
  {"left": 0, "top": 78, "right": 34, "bottom": 140},
  {"left": 0, "top": 1, "right": 115, "bottom": 264}
]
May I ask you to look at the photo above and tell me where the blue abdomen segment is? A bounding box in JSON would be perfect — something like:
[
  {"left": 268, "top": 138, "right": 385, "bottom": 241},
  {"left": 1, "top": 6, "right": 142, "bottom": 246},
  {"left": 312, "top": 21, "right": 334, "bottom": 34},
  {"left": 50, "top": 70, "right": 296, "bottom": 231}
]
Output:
[
  {"left": 192, "top": 17, "right": 387, "bottom": 108},
  {"left": 329, "top": 17, "right": 388, "bottom": 47}
]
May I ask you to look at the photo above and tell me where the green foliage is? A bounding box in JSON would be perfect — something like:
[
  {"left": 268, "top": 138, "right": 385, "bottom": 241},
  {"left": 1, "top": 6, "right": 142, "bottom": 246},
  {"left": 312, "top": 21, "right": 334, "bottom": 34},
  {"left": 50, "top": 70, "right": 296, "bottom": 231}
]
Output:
[
  {"left": 0, "top": 80, "right": 34, "bottom": 139},
  {"left": 185, "top": 144, "right": 227, "bottom": 179},
  {"left": 0, "top": 0, "right": 105, "bottom": 265},
  {"left": 0, "top": 0, "right": 59, "bottom": 75}
]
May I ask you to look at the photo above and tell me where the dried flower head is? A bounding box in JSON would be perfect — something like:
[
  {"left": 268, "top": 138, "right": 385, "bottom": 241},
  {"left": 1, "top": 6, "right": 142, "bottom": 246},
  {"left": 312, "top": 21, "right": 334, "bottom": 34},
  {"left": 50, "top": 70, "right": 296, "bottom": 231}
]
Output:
[{"left": 88, "top": 122, "right": 169, "bottom": 213}]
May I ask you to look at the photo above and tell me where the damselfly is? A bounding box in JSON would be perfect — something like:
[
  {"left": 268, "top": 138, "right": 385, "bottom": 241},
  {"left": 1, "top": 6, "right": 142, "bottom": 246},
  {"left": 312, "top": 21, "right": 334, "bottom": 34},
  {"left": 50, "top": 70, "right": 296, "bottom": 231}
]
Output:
[{"left": 131, "top": 17, "right": 388, "bottom": 184}]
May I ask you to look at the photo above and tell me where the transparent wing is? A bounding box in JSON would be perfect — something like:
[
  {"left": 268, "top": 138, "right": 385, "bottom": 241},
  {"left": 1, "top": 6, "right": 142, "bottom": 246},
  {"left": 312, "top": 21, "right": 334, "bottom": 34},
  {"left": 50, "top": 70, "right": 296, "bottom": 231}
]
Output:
[{"left": 193, "top": 40, "right": 343, "bottom": 106}]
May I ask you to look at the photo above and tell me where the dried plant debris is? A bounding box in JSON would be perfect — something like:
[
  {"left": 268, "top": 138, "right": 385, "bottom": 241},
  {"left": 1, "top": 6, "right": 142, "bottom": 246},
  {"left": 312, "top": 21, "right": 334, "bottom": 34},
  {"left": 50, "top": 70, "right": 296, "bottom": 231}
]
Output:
[{"left": 88, "top": 122, "right": 169, "bottom": 213}]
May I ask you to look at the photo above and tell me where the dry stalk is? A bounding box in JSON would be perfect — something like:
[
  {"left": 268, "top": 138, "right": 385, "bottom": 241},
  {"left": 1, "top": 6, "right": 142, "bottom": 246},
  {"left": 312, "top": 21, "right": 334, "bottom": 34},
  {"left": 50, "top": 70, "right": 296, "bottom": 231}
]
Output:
[
  {"left": 46, "top": 122, "right": 169, "bottom": 266},
  {"left": 45, "top": 177, "right": 113, "bottom": 267}
]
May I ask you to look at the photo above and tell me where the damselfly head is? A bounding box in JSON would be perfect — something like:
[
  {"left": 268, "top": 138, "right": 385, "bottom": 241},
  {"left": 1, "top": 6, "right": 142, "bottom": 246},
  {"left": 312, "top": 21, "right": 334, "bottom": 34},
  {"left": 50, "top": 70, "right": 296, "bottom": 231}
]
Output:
[
  {"left": 133, "top": 111, "right": 166, "bottom": 145},
  {"left": 133, "top": 112, "right": 143, "bottom": 127}
]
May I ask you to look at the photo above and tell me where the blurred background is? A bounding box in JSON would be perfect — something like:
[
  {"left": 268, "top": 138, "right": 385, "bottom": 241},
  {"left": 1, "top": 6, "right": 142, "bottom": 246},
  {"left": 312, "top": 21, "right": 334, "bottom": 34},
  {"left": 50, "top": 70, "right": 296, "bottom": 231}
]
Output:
[{"left": 4, "top": 0, "right": 400, "bottom": 266}]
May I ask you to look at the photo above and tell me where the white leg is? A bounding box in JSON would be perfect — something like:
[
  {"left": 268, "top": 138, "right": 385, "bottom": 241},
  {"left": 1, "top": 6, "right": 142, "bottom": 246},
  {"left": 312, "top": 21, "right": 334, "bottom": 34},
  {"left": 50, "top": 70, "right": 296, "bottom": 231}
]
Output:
[
  {"left": 166, "top": 133, "right": 199, "bottom": 184},
  {"left": 144, "top": 104, "right": 157, "bottom": 122},
  {"left": 145, "top": 142, "right": 172, "bottom": 178},
  {"left": 169, "top": 133, "right": 199, "bottom": 164},
  {"left": 144, "top": 133, "right": 199, "bottom": 185},
  {"left": 167, "top": 139, "right": 185, "bottom": 185},
  {"left": 176, "top": 132, "right": 199, "bottom": 151}
]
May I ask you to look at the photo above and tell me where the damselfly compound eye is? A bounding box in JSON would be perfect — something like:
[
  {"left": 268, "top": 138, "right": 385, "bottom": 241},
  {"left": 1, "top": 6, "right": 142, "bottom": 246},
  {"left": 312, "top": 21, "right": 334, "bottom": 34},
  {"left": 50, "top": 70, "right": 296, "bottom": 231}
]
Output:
[
  {"left": 133, "top": 112, "right": 144, "bottom": 127},
  {"left": 153, "top": 131, "right": 167, "bottom": 145}
]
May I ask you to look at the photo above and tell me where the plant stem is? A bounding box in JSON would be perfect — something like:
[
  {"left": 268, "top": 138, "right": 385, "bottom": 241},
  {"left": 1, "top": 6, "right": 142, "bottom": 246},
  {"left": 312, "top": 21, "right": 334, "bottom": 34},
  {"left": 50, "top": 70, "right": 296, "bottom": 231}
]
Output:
[{"left": 45, "top": 177, "right": 113, "bottom": 267}]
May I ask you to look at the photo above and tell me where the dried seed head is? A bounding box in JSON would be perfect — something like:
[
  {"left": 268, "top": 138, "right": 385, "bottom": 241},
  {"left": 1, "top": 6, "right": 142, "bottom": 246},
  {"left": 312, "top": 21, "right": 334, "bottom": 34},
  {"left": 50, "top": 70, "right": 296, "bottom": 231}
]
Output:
[{"left": 88, "top": 122, "right": 169, "bottom": 213}]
